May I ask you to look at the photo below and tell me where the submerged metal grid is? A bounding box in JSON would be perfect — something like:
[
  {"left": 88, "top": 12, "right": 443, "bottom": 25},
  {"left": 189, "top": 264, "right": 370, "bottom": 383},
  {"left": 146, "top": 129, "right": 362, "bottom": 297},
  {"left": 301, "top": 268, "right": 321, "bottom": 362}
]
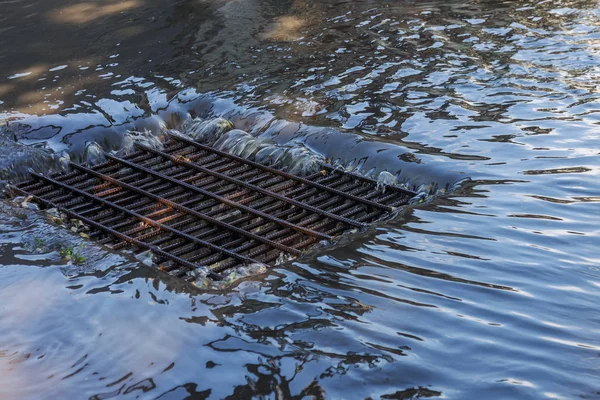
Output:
[{"left": 12, "top": 133, "right": 415, "bottom": 281}]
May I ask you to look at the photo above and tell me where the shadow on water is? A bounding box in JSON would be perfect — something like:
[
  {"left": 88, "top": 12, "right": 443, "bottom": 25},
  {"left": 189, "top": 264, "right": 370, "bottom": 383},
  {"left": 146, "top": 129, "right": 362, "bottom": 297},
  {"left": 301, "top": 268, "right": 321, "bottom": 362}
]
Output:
[{"left": 1, "top": 0, "right": 600, "bottom": 399}]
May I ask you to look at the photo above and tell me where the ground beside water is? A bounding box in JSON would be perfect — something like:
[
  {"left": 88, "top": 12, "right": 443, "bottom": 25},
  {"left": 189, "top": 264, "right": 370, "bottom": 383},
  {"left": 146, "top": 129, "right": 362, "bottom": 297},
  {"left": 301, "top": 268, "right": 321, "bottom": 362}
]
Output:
[{"left": 0, "top": 0, "right": 599, "bottom": 399}]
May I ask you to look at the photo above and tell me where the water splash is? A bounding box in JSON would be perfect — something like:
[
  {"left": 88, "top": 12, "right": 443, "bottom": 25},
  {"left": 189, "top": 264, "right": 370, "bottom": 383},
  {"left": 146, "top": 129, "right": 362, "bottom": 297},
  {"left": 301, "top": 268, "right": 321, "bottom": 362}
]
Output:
[
  {"left": 210, "top": 127, "right": 424, "bottom": 196},
  {"left": 56, "top": 151, "right": 70, "bottom": 172},
  {"left": 119, "top": 129, "right": 164, "bottom": 155},
  {"left": 82, "top": 142, "right": 106, "bottom": 165},
  {"left": 182, "top": 117, "right": 233, "bottom": 143},
  {"left": 277, "top": 144, "right": 326, "bottom": 176},
  {"left": 134, "top": 250, "right": 155, "bottom": 268},
  {"left": 3, "top": 88, "right": 463, "bottom": 197},
  {"left": 190, "top": 263, "right": 268, "bottom": 290},
  {"left": 11, "top": 195, "right": 39, "bottom": 211},
  {"left": 214, "top": 129, "right": 326, "bottom": 175},
  {"left": 0, "top": 143, "right": 68, "bottom": 185},
  {"left": 376, "top": 171, "right": 398, "bottom": 193},
  {"left": 214, "top": 129, "right": 267, "bottom": 158}
]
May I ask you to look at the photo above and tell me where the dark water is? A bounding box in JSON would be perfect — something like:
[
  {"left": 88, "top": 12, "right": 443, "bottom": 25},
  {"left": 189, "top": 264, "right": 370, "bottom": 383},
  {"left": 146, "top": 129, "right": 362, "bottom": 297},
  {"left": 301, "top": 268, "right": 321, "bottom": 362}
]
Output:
[{"left": 1, "top": 0, "right": 600, "bottom": 399}]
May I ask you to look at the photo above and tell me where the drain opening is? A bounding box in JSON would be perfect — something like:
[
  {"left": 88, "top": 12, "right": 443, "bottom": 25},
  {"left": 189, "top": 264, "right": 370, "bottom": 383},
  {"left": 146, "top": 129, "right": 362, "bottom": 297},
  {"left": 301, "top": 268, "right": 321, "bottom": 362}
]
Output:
[{"left": 11, "top": 133, "right": 415, "bottom": 282}]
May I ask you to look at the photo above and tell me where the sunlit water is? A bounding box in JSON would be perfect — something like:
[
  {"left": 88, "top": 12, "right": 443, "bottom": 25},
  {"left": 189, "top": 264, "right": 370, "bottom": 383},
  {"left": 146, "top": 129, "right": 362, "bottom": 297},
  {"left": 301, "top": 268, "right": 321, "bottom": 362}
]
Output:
[{"left": 1, "top": 0, "right": 599, "bottom": 399}]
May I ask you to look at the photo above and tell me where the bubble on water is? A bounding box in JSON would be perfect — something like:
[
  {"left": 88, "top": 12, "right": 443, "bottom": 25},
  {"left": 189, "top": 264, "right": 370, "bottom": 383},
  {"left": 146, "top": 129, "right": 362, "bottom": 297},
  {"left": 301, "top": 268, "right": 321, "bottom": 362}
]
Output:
[{"left": 182, "top": 117, "right": 233, "bottom": 144}]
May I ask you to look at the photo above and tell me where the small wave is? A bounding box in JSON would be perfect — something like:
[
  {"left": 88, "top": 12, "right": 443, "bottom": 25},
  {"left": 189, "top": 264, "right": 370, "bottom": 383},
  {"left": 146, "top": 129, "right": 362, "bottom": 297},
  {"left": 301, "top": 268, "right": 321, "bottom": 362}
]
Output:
[
  {"left": 207, "top": 126, "right": 425, "bottom": 195},
  {"left": 119, "top": 129, "right": 165, "bottom": 156},
  {"left": 210, "top": 127, "right": 428, "bottom": 195},
  {"left": 190, "top": 263, "right": 268, "bottom": 290},
  {"left": 0, "top": 148, "right": 67, "bottom": 186},
  {"left": 182, "top": 117, "right": 233, "bottom": 143},
  {"left": 376, "top": 171, "right": 398, "bottom": 192},
  {"left": 214, "top": 129, "right": 326, "bottom": 175}
]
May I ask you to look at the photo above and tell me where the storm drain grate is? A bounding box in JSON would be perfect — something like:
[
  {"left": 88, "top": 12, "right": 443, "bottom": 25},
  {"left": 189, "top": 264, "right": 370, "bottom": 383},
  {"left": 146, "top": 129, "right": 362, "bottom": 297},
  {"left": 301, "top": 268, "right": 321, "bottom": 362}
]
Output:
[{"left": 12, "top": 133, "right": 415, "bottom": 281}]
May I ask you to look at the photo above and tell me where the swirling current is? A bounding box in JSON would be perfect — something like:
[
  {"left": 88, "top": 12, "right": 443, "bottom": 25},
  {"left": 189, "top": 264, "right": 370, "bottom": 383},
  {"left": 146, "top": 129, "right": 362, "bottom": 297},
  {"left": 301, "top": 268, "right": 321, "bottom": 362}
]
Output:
[{"left": 0, "top": 0, "right": 599, "bottom": 399}]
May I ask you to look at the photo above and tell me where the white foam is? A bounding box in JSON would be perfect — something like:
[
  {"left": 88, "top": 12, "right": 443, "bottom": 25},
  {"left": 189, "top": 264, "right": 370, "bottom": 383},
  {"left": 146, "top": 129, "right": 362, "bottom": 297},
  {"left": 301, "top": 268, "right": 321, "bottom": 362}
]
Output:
[
  {"left": 214, "top": 130, "right": 325, "bottom": 175},
  {"left": 119, "top": 129, "right": 164, "bottom": 155},
  {"left": 83, "top": 142, "right": 106, "bottom": 165},
  {"left": 182, "top": 117, "right": 233, "bottom": 143}
]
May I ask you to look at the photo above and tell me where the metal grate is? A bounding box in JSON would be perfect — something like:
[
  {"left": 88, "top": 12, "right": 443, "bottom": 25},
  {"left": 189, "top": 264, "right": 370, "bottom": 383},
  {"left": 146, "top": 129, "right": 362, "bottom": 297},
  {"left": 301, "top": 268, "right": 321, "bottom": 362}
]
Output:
[{"left": 12, "top": 133, "right": 415, "bottom": 281}]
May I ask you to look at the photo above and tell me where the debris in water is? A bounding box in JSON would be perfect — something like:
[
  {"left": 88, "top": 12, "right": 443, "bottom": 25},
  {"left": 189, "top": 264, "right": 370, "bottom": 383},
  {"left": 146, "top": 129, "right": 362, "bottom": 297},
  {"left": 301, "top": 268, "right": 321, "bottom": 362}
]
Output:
[
  {"left": 45, "top": 207, "right": 63, "bottom": 224},
  {"left": 191, "top": 263, "right": 268, "bottom": 290},
  {"left": 12, "top": 195, "right": 39, "bottom": 210},
  {"left": 59, "top": 244, "right": 86, "bottom": 264}
]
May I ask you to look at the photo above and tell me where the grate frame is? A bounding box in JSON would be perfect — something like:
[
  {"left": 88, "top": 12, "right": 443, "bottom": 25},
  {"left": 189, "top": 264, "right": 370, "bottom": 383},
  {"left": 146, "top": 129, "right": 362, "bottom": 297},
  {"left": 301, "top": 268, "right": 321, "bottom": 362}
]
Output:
[{"left": 12, "top": 134, "right": 415, "bottom": 282}]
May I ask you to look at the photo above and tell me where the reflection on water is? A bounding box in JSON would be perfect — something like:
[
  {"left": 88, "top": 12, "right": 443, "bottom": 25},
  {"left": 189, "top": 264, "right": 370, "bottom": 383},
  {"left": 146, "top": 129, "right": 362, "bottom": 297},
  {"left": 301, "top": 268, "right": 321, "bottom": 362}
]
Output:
[{"left": 1, "top": 0, "right": 600, "bottom": 399}]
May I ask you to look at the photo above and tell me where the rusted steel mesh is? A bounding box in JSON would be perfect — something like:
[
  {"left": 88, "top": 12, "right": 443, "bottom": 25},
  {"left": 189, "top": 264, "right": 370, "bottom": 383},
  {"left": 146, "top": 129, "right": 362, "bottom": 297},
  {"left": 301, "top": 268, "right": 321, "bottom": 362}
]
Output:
[{"left": 12, "top": 133, "right": 414, "bottom": 281}]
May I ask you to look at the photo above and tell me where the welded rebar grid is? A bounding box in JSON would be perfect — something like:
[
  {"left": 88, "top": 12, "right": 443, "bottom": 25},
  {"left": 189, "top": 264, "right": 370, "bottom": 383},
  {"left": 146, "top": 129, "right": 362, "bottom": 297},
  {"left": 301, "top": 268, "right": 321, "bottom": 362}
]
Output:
[{"left": 13, "top": 135, "right": 415, "bottom": 281}]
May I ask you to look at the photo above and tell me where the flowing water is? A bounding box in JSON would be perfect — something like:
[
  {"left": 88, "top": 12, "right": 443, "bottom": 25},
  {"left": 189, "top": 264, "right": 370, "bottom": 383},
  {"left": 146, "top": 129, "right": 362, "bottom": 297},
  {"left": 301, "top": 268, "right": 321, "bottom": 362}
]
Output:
[{"left": 1, "top": 0, "right": 599, "bottom": 398}]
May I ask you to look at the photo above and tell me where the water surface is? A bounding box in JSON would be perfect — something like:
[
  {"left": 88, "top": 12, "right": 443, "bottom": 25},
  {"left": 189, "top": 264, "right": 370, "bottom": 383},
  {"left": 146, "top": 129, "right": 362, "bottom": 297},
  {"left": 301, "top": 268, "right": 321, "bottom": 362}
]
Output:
[{"left": 1, "top": 0, "right": 599, "bottom": 399}]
